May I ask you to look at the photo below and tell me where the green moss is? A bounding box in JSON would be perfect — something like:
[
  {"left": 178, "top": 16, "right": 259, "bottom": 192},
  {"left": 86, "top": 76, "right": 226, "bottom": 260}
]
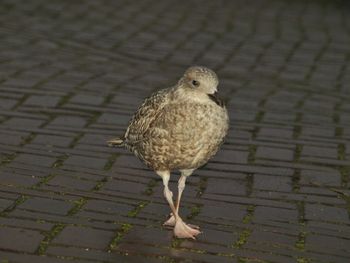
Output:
[
  {"left": 93, "top": 176, "right": 109, "bottom": 191},
  {"left": 0, "top": 195, "right": 28, "bottom": 217},
  {"left": 295, "top": 231, "right": 307, "bottom": 250},
  {"left": 197, "top": 177, "right": 207, "bottom": 197},
  {"left": 52, "top": 154, "right": 69, "bottom": 168},
  {"left": 242, "top": 205, "right": 255, "bottom": 224},
  {"left": 104, "top": 153, "right": 118, "bottom": 171},
  {"left": 234, "top": 229, "right": 251, "bottom": 248},
  {"left": 187, "top": 204, "right": 201, "bottom": 220},
  {"left": 297, "top": 258, "right": 311, "bottom": 263},
  {"left": 108, "top": 223, "right": 132, "bottom": 251},
  {"left": 0, "top": 153, "right": 16, "bottom": 166},
  {"left": 127, "top": 201, "right": 149, "bottom": 217},
  {"left": 247, "top": 145, "right": 257, "bottom": 164},
  {"left": 32, "top": 173, "right": 56, "bottom": 189},
  {"left": 68, "top": 198, "right": 87, "bottom": 216},
  {"left": 143, "top": 178, "right": 158, "bottom": 196},
  {"left": 37, "top": 223, "right": 65, "bottom": 255}
]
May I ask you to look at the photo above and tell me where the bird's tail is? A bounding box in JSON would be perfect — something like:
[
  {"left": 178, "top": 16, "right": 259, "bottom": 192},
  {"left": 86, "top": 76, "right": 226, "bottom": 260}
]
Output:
[{"left": 107, "top": 137, "right": 125, "bottom": 147}]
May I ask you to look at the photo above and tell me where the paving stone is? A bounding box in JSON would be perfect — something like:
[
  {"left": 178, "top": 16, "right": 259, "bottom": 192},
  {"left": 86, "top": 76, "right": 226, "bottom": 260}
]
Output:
[
  {"left": 69, "top": 94, "right": 105, "bottom": 105},
  {"left": 300, "top": 169, "right": 341, "bottom": 186},
  {"left": 13, "top": 153, "right": 56, "bottom": 167},
  {"left": 0, "top": 217, "right": 53, "bottom": 231},
  {"left": 0, "top": 98, "right": 17, "bottom": 109},
  {"left": 305, "top": 204, "right": 349, "bottom": 223},
  {"left": 3, "top": 117, "right": 46, "bottom": 128},
  {"left": 200, "top": 203, "right": 246, "bottom": 221},
  {"left": 47, "top": 175, "right": 96, "bottom": 191},
  {"left": 63, "top": 155, "right": 107, "bottom": 170},
  {"left": 19, "top": 197, "right": 73, "bottom": 215},
  {"left": 254, "top": 206, "right": 298, "bottom": 223},
  {"left": 32, "top": 134, "right": 73, "bottom": 147},
  {"left": 53, "top": 226, "right": 115, "bottom": 250},
  {"left": 205, "top": 178, "right": 246, "bottom": 196},
  {"left": 253, "top": 174, "right": 292, "bottom": 192},
  {"left": 0, "top": 170, "right": 41, "bottom": 187},
  {"left": 103, "top": 179, "right": 147, "bottom": 194},
  {"left": 84, "top": 199, "right": 133, "bottom": 214},
  {"left": 211, "top": 149, "right": 249, "bottom": 164},
  {"left": 0, "top": 198, "right": 12, "bottom": 210},
  {"left": 0, "top": 227, "right": 44, "bottom": 253},
  {"left": 301, "top": 145, "right": 338, "bottom": 159},
  {"left": 97, "top": 112, "right": 130, "bottom": 126},
  {"left": 49, "top": 116, "right": 87, "bottom": 128},
  {"left": 256, "top": 146, "right": 294, "bottom": 161},
  {"left": 257, "top": 127, "right": 294, "bottom": 139},
  {"left": 24, "top": 95, "right": 61, "bottom": 108}
]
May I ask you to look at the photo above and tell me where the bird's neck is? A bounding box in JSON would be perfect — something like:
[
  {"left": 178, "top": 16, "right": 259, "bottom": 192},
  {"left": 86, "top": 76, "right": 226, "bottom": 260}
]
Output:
[{"left": 171, "top": 86, "right": 210, "bottom": 104}]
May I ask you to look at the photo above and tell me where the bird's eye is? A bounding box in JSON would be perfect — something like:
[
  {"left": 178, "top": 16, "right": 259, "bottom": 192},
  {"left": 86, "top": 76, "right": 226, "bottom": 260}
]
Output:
[{"left": 192, "top": 80, "right": 200, "bottom": 87}]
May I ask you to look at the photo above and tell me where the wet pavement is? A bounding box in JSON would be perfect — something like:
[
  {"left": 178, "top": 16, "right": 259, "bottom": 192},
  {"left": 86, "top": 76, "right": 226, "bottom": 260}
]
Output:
[{"left": 0, "top": 0, "right": 349, "bottom": 262}]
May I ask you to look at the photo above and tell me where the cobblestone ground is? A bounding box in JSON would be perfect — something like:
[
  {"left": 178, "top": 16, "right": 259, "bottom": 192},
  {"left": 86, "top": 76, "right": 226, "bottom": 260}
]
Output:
[{"left": 0, "top": 0, "right": 349, "bottom": 262}]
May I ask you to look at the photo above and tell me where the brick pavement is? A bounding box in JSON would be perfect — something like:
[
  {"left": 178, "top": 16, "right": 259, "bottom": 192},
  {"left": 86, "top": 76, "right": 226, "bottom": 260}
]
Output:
[{"left": 0, "top": 0, "right": 350, "bottom": 262}]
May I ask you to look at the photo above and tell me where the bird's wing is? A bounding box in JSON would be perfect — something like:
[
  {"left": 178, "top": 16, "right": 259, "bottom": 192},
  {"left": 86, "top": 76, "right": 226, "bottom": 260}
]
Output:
[{"left": 124, "top": 88, "right": 171, "bottom": 144}]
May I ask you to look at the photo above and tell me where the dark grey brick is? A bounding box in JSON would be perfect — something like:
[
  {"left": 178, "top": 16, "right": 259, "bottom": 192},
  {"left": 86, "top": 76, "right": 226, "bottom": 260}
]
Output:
[
  {"left": 0, "top": 227, "right": 44, "bottom": 253},
  {"left": 32, "top": 134, "right": 73, "bottom": 147},
  {"left": 256, "top": 146, "right": 294, "bottom": 161},
  {"left": 13, "top": 153, "right": 56, "bottom": 167},
  {"left": 305, "top": 204, "right": 348, "bottom": 222},
  {"left": 53, "top": 226, "right": 114, "bottom": 250},
  {"left": 63, "top": 155, "right": 106, "bottom": 170},
  {"left": 254, "top": 174, "right": 292, "bottom": 192},
  {"left": 50, "top": 116, "right": 87, "bottom": 128},
  {"left": 70, "top": 94, "right": 105, "bottom": 105},
  {"left": 24, "top": 95, "right": 61, "bottom": 107},
  {"left": 19, "top": 197, "right": 73, "bottom": 215}
]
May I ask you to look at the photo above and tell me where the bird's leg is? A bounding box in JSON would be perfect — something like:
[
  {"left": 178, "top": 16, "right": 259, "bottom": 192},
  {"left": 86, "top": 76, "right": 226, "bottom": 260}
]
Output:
[
  {"left": 159, "top": 170, "right": 201, "bottom": 239},
  {"left": 163, "top": 174, "right": 187, "bottom": 226}
]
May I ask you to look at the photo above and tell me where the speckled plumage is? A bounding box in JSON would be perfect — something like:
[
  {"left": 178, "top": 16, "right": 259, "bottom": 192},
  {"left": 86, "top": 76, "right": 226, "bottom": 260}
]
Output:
[
  {"left": 111, "top": 67, "right": 229, "bottom": 171},
  {"left": 108, "top": 66, "right": 229, "bottom": 239}
]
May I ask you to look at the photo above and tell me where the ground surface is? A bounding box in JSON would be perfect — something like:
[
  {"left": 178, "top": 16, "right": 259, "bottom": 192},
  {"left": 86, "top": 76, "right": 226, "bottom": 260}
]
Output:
[{"left": 0, "top": 0, "right": 349, "bottom": 262}]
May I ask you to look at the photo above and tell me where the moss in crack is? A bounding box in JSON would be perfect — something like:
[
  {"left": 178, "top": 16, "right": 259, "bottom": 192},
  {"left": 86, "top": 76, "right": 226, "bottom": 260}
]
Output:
[
  {"left": 108, "top": 223, "right": 132, "bottom": 251},
  {"left": 292, "top": 169, "right": 301, "bottom": 192},
  {"left": 143, "top": 178, "right": 158, "bottom": 196},
  {"left": 69, "top": 132, "right": 84, "bottom": 148},
  {"left": 234, "top": 229, "right": 251, "bottom": 248},
  {"left": 37, "top": 223, "right": 65, "bottom": 255},
  {"left": 0, "top": 153, "right": 16, "bottom": 166},
  {"left": 187, "top": 204, "right": 201, "bottom": 220},
  {"left": 197, "top": 177, "right": 207, "bottom": 197},
  {"left": 52, "top": 154, "right": 69, "bottom": 168},
  {"left": 297, "top": 258, "right": 311, "bottom": 263},
  {"left": 242, "top": 205, "right": 255, "bottom": 224},
  {"left": 93, "top": 176, "right": 109, "bottom": 191},
  {"left": 104, "top": 153, "right": 118, "bottom": 171},
  {"left": 32, "top": 173, "right": 56, "bottom": 189},
  {"left": 340, "top": 166, "right": 349, "bottom": 188},
  {"left": 295, "top": 231, "right": 307, "bottom": 251},
  {"left": 294, "top": 144, "right": 302, "bottom": 162},
  {"left": 0, "top": 195, "right": 28, "bottom": 217},
  {"left": 246, "top": 173, "right": 254, "bottom": 197},
  {"left": 296, "top": 201, "right": 306, "bottom": 225},
  {"left": 68, "top": 198, "right": 87, "bottom": 216},
  {"left": 247, "top": 145, "right": 257, "bottom": 164},
  {"left": 127, "top": 201, "right": 149, "bottom": 217},
  {"left": 20, "top": 133, "right": 36, "bottom": 146}
]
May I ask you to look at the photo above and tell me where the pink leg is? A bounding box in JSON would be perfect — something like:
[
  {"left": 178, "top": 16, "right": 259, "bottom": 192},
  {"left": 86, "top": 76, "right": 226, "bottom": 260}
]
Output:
[{"left": 158, "top": 170, "right": 201, "bottom": 239}]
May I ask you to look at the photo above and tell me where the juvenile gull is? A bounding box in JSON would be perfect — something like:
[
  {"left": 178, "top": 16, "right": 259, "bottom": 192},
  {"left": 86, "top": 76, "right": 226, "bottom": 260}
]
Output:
[{"left": 108, "top": 66, "right": 229, "bottom": 239}]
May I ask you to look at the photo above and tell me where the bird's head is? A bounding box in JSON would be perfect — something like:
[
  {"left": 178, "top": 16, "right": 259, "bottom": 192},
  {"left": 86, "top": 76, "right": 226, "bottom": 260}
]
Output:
[{"left": 178, "top": 66, "right": 219, "bottom": 95}]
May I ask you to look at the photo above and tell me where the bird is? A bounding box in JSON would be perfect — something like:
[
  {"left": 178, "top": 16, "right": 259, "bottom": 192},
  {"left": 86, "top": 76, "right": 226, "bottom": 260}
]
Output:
[{"left": 108, "top": 66, "right": 229, "bottom": 239}]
